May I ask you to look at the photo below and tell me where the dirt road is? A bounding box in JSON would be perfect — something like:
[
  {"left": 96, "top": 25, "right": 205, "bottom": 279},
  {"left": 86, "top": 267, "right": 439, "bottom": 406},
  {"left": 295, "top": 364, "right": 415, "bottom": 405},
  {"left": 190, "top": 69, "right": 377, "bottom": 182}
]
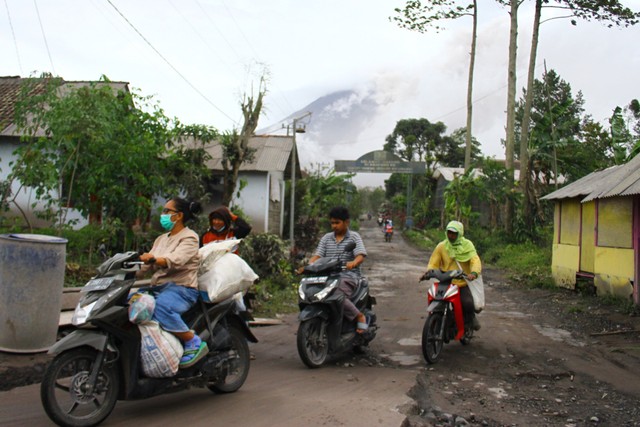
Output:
[
  {"left": 336, "top": 221, "right": 640, "bottom": 426},
  {"left": 2, "top": 221, "right": 640, "bottom": 426}
]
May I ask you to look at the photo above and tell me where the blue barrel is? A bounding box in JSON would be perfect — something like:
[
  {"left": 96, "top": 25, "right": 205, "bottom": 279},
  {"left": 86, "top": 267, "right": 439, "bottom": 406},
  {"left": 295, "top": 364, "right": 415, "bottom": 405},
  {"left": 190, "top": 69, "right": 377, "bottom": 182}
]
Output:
[{"left": 0, "top": 234, "right": 67, "bottom": 353}]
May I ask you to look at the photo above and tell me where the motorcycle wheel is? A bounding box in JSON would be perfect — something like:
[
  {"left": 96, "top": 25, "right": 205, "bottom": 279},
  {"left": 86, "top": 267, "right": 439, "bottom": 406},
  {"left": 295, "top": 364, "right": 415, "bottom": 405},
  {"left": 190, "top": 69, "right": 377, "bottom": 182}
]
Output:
[
  {"left": 40, "top": 348, "right": 119, "bottom": 427},
  {"left": 208, "top": 324, "right": 251, "bottom": 393},
  {"left": 297, "top": 318, "right": 329, "bottom": 369},
  {"left": 421, "top": 313, "right": 444, "bottom": 364}
]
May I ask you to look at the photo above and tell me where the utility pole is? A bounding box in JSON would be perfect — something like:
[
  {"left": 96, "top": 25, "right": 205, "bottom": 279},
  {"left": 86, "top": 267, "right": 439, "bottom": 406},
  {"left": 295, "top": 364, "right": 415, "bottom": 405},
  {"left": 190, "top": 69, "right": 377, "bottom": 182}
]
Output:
[{"left": 289, "top": 111, "right": 312, "bottom": 253}]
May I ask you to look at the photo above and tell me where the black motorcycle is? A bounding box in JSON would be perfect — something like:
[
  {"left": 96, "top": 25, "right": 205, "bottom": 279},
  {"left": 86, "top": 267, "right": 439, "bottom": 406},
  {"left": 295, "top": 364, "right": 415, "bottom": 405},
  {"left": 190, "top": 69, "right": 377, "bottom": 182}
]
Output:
[
  {"left": 296, "top": 243, "right": 377, "bottom": 368},
  {"left": 40, "top": 251, "right": 257, "bottom": 427}
]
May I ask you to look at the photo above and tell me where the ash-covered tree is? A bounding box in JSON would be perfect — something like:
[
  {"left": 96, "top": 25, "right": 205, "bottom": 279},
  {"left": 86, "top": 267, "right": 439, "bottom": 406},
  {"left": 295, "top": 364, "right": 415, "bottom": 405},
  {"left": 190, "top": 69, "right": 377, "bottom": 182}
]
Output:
[
  {"left": 391, "top": 0, "right": 478, "bottom": 170},
  {"left": 220, "top": 77, "right": 266, "bottom": 206}
]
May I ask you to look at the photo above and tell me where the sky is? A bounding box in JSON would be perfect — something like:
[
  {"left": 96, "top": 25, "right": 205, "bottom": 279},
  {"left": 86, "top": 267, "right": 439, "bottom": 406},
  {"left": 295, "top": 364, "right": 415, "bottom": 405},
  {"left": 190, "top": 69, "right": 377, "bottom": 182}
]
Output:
[{"left": 2, "top": 0, "right": 640, "bottom": 187}]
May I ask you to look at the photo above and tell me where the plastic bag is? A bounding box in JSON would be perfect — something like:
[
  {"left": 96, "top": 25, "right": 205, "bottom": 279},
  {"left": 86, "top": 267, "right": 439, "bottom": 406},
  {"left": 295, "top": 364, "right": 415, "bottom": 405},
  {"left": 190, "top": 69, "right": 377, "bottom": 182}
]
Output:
[
  {"left": 467, "top": 275, "right": 485, "bottom": 313},
  {"left": 138, "top": 321, "right": 183, "bottom": 378},
  {"left": 454, "top": 259, "right": 485, "bottom": 313},
  {"left": 197, "top": 252, "right": 258, "bottom": 303},
  {"left": 128, "top": 292, "right": 155, "bottom": 324},
  {"left": 198, "top": 239, "right": 242, "bottom": 275}
]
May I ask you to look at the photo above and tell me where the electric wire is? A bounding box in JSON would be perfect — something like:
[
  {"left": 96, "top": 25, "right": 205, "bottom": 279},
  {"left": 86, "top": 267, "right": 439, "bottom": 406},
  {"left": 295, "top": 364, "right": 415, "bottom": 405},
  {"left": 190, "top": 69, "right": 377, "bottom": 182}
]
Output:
[
  {"left": 33, "top": 0, "right": 55, "bottom": 75},
  {"left": 105, "top": 0, "right": 237, "bottom": 124},
  {"left": 217, "top": 0, "right": 295, "bottom": 116},
  {"left": 4, "top": 0, "right": 23, "bottom": 75}
]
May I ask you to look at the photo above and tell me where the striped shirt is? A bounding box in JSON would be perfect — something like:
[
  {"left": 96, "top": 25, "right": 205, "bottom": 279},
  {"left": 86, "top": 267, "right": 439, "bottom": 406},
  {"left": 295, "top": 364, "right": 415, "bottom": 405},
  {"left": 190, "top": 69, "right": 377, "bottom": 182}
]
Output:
[{"left": 314, "top": 230, "right": 367, "bottom": 276}]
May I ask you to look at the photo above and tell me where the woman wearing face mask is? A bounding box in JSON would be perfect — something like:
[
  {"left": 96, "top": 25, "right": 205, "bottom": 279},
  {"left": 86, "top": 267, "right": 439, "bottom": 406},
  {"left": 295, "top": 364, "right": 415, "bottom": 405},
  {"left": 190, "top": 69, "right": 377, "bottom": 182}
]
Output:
[
  {"left": 200, "top": 206, "right": 252, "bottom": 246},
  {"left": 137, "top": 197, "right": 207, "bottom": 368},
  {"left": 425, "top": 220, "right": 482, "bottom": 331}
]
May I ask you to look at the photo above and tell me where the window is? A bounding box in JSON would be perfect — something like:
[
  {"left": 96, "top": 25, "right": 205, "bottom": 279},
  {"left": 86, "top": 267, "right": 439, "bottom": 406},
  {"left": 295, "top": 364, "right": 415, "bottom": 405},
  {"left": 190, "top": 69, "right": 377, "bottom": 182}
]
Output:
[
  {"left": 559, "top": 200, "right": 580, "bottom": 245},
  {"left": 597, "top": 197, "right": 632, "bottom": 248}
]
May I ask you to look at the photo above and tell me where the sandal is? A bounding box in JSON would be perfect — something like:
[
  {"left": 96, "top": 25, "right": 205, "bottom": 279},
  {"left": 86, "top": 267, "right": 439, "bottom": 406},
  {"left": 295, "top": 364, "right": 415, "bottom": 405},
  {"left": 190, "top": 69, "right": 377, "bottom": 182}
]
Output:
[
  {"left": 356, "top": 321, "right": 369, "bottom": 334},
  {"left": 356, "top": 313, "right": 369, "bottom": 334},
  {"left": 180, "top": 336, "right": 209, "bottom": 368}
]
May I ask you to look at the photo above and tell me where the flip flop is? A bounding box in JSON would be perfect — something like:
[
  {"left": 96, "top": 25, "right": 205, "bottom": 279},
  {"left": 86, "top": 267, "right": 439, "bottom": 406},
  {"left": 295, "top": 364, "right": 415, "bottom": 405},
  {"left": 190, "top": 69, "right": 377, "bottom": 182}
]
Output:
[
  {"left": 356, "top": 321, "right": 369, "bottom": 334},
  {"left": 179, "top": 342, "right": 209, "bottom": 369}
]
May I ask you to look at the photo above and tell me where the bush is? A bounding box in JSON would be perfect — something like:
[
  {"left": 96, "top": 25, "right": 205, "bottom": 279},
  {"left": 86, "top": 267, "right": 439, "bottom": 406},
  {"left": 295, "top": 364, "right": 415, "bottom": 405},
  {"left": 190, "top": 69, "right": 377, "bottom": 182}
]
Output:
[{"left": 240, "top": 233, "right": 294, "bottom": 289}]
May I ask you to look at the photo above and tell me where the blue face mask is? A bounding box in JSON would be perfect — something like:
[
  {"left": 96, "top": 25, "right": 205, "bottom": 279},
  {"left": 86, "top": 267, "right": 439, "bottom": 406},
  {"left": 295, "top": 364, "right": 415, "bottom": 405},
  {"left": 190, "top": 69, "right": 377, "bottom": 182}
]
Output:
[{"left": 160, "top": 214, "right": 176, "bottom": 231}]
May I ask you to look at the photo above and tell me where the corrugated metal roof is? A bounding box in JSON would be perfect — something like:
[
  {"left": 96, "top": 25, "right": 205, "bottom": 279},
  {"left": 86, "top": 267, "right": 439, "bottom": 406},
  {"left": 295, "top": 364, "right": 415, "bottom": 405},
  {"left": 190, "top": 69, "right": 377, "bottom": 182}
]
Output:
[
  {"left": 582, "top": 154, "right": 640, "bottom": 202},
  {"left": 200, "top": 135, "right": 294, "bottom": 173},
  {"left": 542, "top": 154, "right": 640, "bottom": 202}
]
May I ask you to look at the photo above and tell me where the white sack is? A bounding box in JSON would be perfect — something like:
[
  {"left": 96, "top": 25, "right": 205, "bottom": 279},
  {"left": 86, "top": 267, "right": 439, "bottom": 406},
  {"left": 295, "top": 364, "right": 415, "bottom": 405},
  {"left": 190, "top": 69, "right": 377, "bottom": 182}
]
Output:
[
  {"left": 198, "top": 239, "right": 242, "bottom": 275},
  {"left": 197, "top": 252, "right": 258, "bottom": 303},
  {"left": 467, "top": 276, "right": 485, "bottom": 313},
  {"left": 138, "top": 321, "right": 183, "bottom": 378}
]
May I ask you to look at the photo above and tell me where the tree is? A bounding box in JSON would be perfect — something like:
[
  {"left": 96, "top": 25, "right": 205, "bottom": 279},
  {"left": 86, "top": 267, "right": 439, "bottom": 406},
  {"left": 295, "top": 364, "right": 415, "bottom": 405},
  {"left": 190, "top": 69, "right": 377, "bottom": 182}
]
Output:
[
  {"left": 502, "top": 0, "right": 521, "bottom": 234},
  {"left": 220, "top": 77, "right": 266, "bottom": 206},
  {"left": 518, "top": 0, "right": 639, "bottom": 225},
  {"left": 9, "top": 76, "right": 154, "bottom": 227},
  {"left": 443, "top": 168, "right": 478, "bottom": 228},
  {"left": 476, "top": 158, "right": 511, "bottom": 230},
  {"left": 392, "top": 0, "right": 478, "bottom": 170},
  {"left": 5, "top": 75, "right": 213, "bottom": 231},
  {"left": 384, "top": 118, "right": 448, "bottom": 173},
  {"left": 515, "top": 68, "right": 587, "bottom": 222},
  {"left": 609, "top": 100, "right": 640, "bottom": 162}
]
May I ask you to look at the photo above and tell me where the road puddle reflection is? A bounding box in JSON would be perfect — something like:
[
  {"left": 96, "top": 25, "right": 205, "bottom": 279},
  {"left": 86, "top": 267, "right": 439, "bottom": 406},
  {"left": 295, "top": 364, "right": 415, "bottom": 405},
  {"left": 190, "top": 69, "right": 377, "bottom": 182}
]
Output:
[
  {"left": 533, "top": 324, "right": 585, "bottom": 347},
  {"left": 383, "top": 352, "right": 422, "bottom": 366}
]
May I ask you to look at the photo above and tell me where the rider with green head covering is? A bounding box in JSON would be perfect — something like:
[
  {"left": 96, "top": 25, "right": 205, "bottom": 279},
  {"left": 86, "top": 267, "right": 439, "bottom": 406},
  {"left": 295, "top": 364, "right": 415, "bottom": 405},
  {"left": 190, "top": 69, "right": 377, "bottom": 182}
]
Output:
[{"left": 426, "top": 220, "right": 482, "bottom": 330}]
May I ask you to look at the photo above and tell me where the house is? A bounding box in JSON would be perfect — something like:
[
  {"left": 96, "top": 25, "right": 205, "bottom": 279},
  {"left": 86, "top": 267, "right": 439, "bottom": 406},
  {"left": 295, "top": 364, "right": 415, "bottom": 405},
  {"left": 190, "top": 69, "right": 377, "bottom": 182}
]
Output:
[
  {"left": 199, "top": 135, "right": 297, "bottom": 236},
  {"left": 1, "top": 76, "right": 297, "bottom": 236},
  {"left": 541, "top": 155, "right": 640, "bottom": 304},
  {"left": 0, "top": 76, "right": 129, "bottom": 228}
]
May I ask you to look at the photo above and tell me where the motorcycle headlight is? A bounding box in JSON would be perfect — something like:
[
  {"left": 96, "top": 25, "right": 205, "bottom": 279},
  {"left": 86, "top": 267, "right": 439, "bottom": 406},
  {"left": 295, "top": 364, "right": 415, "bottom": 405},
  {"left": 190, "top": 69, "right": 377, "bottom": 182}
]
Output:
[
  {"left": 314, "top": 279, "right": 339, "bottom": 301},
  {"left": 72, "top": 300, "right": 98, "bottom": 326},
  {"left": 298, "top": 284, "right": 306, "bottom": 300},
  {"left": 71, "top": 287, "right": 123, "bottom": 326}
]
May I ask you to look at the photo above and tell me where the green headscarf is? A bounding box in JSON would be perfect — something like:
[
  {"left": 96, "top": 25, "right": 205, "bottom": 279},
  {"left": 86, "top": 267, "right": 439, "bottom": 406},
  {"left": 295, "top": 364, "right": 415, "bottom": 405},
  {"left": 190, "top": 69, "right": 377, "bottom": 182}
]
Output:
[{"left": 443, "top": 220, "right": 477, "bottom": 262}]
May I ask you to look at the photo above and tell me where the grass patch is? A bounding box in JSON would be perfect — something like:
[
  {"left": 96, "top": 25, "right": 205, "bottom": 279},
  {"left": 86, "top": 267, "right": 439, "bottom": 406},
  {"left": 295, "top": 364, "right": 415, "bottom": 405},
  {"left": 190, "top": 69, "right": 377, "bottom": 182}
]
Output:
[
  {"left": 404, "top": 227, "right": 554, "bottom": 289},
  {"left": 250, "top": 279, "right": 299, "bottom": 318}
]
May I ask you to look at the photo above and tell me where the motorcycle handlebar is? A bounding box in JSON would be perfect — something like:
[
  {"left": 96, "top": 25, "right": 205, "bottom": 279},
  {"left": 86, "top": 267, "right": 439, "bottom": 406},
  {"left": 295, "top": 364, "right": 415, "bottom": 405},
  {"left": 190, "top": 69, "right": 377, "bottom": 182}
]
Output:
[{"left": 419, "top": 269, "right": 467, "bottom": 282}]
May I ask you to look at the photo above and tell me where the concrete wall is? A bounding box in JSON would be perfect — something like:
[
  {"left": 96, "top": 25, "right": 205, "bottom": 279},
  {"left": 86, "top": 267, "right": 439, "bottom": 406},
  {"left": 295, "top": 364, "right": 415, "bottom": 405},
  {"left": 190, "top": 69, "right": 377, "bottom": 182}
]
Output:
[{"left": 0, "top": 138, "right": 87, "bottom": 229}]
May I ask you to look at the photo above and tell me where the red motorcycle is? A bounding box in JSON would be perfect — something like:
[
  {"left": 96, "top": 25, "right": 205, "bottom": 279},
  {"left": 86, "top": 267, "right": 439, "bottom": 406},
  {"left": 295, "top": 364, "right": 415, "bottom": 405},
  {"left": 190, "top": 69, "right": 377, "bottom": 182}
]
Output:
[{"left": 419, "top": 269, "right": 474, "bottom": 364}]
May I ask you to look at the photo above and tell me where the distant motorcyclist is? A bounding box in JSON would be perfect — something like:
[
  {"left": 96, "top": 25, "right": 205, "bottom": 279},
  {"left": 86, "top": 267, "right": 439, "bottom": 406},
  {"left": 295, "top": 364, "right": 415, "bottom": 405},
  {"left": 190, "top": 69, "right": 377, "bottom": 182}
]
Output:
[
  {"left": 425, "top": 220, "right": 482, "bottom": 330},
  {"left": 301, "top": 206, "right": 369, "bottom": 333}
]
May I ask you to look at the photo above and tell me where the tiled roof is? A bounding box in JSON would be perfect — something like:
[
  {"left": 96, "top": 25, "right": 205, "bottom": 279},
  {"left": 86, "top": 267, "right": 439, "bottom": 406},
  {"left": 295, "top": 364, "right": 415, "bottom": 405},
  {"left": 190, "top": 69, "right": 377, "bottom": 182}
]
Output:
[
  {"left": 0, "top": 76, "right": 129, "bottom": 137},
  {"left": 0, "top": 76, "right": 44, "bottom": 134}
]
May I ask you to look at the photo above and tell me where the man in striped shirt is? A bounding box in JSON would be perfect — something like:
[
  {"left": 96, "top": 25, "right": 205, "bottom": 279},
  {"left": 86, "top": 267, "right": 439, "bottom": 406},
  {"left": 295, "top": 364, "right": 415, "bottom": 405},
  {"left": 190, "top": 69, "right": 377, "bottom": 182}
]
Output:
[{"left": 307, "top": 206, "right": 369, "bottom": 333}]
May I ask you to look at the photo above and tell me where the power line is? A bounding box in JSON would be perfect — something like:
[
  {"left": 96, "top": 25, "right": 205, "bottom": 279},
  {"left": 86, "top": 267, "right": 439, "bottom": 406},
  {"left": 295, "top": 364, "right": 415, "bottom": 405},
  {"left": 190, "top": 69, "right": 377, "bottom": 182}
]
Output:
[
  {"left": 4, "top": 0, "right": 23, "bottom": 74},
  {"left": 33, "top": 0, "right": 55, "bottom": 75},
  {"left": 217, "top": 0, "right": 295, "bottom": 116},
  {"left": 105, "top": 0, "right": 237, "bottom": 124}
]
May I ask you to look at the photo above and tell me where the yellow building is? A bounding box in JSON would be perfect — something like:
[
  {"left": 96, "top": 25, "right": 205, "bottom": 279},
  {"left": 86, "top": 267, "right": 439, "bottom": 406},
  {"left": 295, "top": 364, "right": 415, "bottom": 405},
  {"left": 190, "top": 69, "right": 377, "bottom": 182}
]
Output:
[{"left": 542, "top": 155, "right": 640, "bottom": 305}]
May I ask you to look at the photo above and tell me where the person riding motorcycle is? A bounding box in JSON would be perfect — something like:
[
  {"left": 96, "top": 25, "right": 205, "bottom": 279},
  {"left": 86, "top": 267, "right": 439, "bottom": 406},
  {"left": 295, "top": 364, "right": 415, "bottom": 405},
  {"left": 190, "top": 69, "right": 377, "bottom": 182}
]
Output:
[
  {"left": 136, "top": 197, "right": 208, "bottom": 368},
  {"left": 299, "top": 206, "right": 369, "bottom": 333},
  {"left": 425, "top": 220, "right": 482, "bottom": 331}
]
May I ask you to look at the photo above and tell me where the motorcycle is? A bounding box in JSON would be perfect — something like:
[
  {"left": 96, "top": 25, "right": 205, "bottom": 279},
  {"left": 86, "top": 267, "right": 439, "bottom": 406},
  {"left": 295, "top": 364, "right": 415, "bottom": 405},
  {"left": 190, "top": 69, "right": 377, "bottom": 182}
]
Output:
[
  {"left": 384, "top": 225, "right": 393, "bottom": 242},
  {"left": 419, "top": 269, "right": 474, "bottom": 364},
  {"left": 40, "top": 251, "right": 257, "bottom": 427},
  {"left": 296, "top": 243, "right": 377, "bottom": 368}
]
